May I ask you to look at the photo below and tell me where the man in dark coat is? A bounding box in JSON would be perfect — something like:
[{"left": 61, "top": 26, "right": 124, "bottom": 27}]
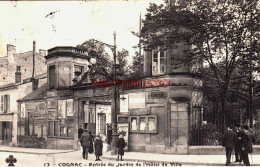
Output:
[
  {"left": 94, "top": 135, "right": 103, "bottom": 161},
  {"left": 222, "top": 126, "right": 237, "bottom": 166},
  {"left": 234, "top": 124, "right": 244, "bottom": 163},
  {"left": 80, "top": 129, "right": 91, "bottom": 159},
  {"left": 241, "top": 125, "right": 254, "bottom": 166},
  {"left": 117, "top": 134, "right": 126, "bottom": 161},
  {"left": 78, "top": 125, "right": 84, "bottom": 150}
]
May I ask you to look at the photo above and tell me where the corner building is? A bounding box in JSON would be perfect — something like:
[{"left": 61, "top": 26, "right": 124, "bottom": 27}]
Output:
[{"left": 123, "top": 44, "right": 203, "bottom": 154}]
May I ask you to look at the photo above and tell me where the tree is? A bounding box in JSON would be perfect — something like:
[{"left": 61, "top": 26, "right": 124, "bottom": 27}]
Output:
[
  {"left": 129, "top": 51, "right": 144, "bottom": 79},
  {"left": 141, "top": 0, "right": 260, "bottom": 129},
  {"left": 76, "top": 39, "right": 130, "bottom": 81}
]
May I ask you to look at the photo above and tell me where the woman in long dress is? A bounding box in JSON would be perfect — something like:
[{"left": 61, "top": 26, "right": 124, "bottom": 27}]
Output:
[
  {"left": 94, "top": 135, "right": 103, "bottom": 161},
  {"left": 116, "top": 134, "right": 126, "bottom": 161}
]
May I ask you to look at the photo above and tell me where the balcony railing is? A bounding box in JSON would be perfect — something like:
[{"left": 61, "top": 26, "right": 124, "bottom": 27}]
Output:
[{"left": 47, "top": 47, "right": 88, "bottom": 56}]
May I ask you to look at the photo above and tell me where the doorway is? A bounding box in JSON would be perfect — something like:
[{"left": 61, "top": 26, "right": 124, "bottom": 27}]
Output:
[
  {"left": 2, "top": 122, "right": 12, "bottom": 145},
  {"left": 170, "top": 102, "right": 189, "bottom": 146}
]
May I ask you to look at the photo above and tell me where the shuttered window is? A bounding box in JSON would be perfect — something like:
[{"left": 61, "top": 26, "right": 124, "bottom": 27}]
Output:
[{"left": 0, "top": 95, "right": 10, "bottom": 113}]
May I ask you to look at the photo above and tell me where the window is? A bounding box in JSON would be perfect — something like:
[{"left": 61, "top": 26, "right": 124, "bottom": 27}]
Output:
[
  {"left": 49, "top": 65, "right": 56, "bottom": 89},
  {"left": 60, "top": 126, "right": 73, "bottom": 138},
  {"left": 74, "top": 65, "right": 84, "bottom": 78},
  {"left": 152, "top": 50, "right": 165, "bottom": 75},
  {"left": 130, "top": 115, "right": 157, "bottom": 133},
  {"left": 48, "top": 120, "right": 59, "bottom": 137},
  {"left": 0, "top": 95, "right": 10, "bottom": 113}
]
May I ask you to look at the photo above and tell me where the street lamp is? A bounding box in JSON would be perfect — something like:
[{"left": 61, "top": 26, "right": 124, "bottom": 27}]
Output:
[{"left": 91, "top": 32, "right": 120, "bottom": 155}]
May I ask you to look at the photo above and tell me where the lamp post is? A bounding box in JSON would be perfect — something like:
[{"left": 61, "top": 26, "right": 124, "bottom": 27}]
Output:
[{"left": 91, "top": 32, "right": 120, "bottom": 155}]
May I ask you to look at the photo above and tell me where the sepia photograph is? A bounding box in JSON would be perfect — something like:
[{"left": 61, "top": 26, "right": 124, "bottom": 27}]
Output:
[{"left": 0, "top": 0, "right": 259, "bottom": 166}]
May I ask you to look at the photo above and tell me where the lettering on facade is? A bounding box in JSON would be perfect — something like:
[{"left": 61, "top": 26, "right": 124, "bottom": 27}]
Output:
[
  {"left": 150, "top": 92, "right": 168, "bottom": 99},
  {"left": 58, "top": 90, "right": 73, "bottom": 97},
  {"left": 117, "top": 115, "right": 129, "bottom": 123},
  {"left": 47, "top": 91, "right": 57, "bottom": 97},
  {"left": 0, "top": 115, "right": 13, "bottom": 122}
]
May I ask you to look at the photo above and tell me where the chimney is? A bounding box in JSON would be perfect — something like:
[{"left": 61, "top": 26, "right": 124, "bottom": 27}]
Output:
[
  {"left": 39, "top": 49, "right": 46, "bottom": 56},
  {"left": 32, "top": 78, "right": 39, "bottom": 91},
  {"left": 7, "top": 44, "right": 16, "bottom": 64},
  {"left": 7, "top": 44, "right": 16, "bottom": 55},
  {"left": 32, "top": 41, "right": 36, "bottom": 79}
]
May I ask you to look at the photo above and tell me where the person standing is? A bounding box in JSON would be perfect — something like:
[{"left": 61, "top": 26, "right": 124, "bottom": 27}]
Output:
[
  {"left": 78, "top": 125, "right": 84, "bottom": 150},
  {"left": 234, "top": 124, "right": 243, "bottom": 163},
  {"left": 80, "top": 129, "right": 91, "bottom": 160},
  {"left": 241, "top": 125, "right": 254, "bottom": 166},
  {"left": 94, "top": 135, "right": 103, "bottom": 161},
  {"left": 222, "top": 126, "right": 237, "bottom": 166},
  {"left": 117, "top": 134, "right": 126, "bottom": 161},
  {"left": 89, "top": 131, "right": 94, "bottom": 154}
]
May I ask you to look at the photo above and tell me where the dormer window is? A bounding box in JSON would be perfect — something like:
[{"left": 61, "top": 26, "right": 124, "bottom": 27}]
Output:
[
  {"left": 74, "top": 65, "right": 84, "bottom": 78},
  {"left": 152, "top": 50, "right": 165, "bottom": 75},
  {"left": 49, "top": 65, "right": 56, "bottom": 89}
]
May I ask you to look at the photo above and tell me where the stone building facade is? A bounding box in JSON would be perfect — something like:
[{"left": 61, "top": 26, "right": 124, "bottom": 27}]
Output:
[
  {"left": 0, "top": 43, "right": 46, "bottom": 86},
  {"left": 17, "top": 43, "right": 202, "bottom": 154},
  {"left": 0, "top": 42, "right": 47, "bottom": 146}
]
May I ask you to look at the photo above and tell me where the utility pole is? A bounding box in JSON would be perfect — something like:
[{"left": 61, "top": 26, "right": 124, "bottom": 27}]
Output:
[
  {"left": 90, "top": 34, "right": 120, "bottom": 154},
  {"left": 111, "top": 31, "right": 119, "bottom": 154}
]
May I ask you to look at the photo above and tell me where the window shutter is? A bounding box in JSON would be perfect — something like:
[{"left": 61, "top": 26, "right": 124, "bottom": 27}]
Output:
[
  {"left": 3, "top": 95, "right": 7, "bottom": 113},
  {"left": 7, "top": 94, "right": 10, "bottom": 113},
  {"left": 0, "top": 95, "right": 3, "bottom": 112}
]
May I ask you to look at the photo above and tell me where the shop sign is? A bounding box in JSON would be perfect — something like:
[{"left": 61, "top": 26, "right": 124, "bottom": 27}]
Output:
[
  {"left": 58, "top": 90, "right": 73, "bottom": 97},
  {"left": 120, "top": 94, "right": 128, "bottom": 113},
  {"left": 150, "top": 92, "right": 168, "bottom": 99},
  {"left": 0, "top": 115, "right": 13, "bottom": 122},
  {"left": 129, "top": 92, "right": 145, "bottom": 109}
]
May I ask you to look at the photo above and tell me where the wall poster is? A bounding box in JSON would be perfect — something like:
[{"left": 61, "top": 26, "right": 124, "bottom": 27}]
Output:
[
  {"left": 66, "top": 99, "right": 73, "bottom": 117},
  {"left": 58, "top": 100, "right": 66, "bottom": 118}
]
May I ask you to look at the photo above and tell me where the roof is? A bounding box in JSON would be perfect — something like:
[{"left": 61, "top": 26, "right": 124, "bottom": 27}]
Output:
[
  {"left": 0, "top": 73, "right": 47, "bottom": 91},
  {"left": 18, "top": 83, "right": 48, "bottom": 102}
]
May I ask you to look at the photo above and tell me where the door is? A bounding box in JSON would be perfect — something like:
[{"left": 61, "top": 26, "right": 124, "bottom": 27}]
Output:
[
  {"left": 3, "top": 122, "right": 12, "bottom": 145},
  {"left": 97, "top": 113, "right": 106, "bottom": 135},
  {"left": 170, "top": 102, "right": 188, "bottom": 146}
]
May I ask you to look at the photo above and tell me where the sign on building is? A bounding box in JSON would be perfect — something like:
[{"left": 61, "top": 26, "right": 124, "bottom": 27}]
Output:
[{"left": 129, "top": 92, "right": 145, "bottom": 109}]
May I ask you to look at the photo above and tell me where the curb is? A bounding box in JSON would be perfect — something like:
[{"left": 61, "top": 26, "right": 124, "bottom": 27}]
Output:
[
  {"left": 0, "top": 149, "right": 77, "bottom": 155},
  {"left": 102, "top": 155, "right": 260, "bottom": 166}
]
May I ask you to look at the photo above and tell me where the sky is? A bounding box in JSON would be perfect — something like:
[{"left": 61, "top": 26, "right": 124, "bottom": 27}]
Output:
[{"left": 0, "top": 0, "right": 164, "bottom": 64}]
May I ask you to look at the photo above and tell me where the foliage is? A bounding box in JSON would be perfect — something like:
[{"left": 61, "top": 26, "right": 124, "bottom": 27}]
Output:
[
  {"left": 191, "top": 124, "right": 222, "bottom": 146},
  {"left": 76, "top": 39, "right": 130, "bottom": 80},
  {"left": 129, "top": 51, "right": 144, "bottom": 79},
  {"left": 141, "top": 0, "right": 260, "bottom": 128}
]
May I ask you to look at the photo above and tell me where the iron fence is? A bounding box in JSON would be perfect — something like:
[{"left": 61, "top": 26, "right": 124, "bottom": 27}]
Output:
[{"left": 189, "top": 101, "right": 260, "bottom": 146}]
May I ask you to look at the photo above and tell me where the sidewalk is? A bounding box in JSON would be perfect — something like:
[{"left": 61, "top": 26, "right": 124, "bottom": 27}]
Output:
[
  {"left": 0, "top": 146, "right": 75, "bottom": 155},
  {"left": 1, "top": 146, "right": 260, "bottom": 166},
  {"left": 102, "top": 151, "right": 260, "bottom": 166}
]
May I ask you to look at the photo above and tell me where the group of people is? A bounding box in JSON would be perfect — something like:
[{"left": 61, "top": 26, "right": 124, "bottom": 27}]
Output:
[
  {"left": 222, "top": 124, "right": 255, "bottom": 166},
  {"left": 78, "top": 125, "right": 126, "bottom": 161}
]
